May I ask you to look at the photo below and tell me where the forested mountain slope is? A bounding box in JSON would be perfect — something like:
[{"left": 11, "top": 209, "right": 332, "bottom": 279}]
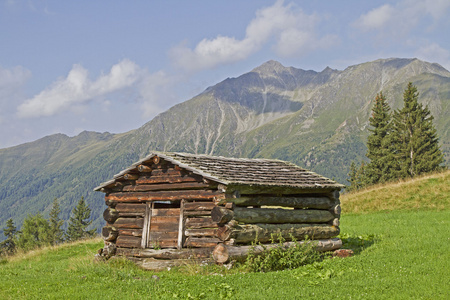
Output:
[{"left": 0, "top": 58, "right": 448, "bottom": 233}]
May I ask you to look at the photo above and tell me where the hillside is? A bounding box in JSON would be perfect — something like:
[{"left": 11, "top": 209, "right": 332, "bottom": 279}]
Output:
[
  {"left": 1, "top": 171, "right": 449, "bottom": 298},
  {"left": 341, "top": 170, "right": 450, "bottom": 213},
  {"left": 0, "top": 57, "right": 449, "bottom": 234}
]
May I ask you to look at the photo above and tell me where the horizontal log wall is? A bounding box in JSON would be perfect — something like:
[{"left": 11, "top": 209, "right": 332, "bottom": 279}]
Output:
[
  {"left": 214, "top": 189, "right": 341, "bottom": 245},
  {"left": 103, "top": 158, "right": 223, "bottom": 252}
]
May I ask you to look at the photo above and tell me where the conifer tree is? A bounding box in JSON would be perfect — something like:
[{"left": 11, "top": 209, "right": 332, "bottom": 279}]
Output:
[
  {"left": 49, "top": 198, "right": 64, "bottom": 245},
  {"left": 392, "top": 83, "right": 444, "bottom": 177},
  {"left": 347, "top": 161, "right": 366, "bottom": 191},
  {"left": 66, "top": 197, "right": 96, "bottom": 242},
  {"left": 17, "top": 214, "right": 52, "bottom": 251},
  {"left": 364, "top": 92, "right": 397, "bottom": 184},
  {"left": 0, "top": 218, "right": 18, "bottom": 255}
]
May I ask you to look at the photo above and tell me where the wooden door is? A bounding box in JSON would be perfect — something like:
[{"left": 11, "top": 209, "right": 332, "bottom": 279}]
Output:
[{"left": 141, "top": 201, "right": 184, "bottom": 249}]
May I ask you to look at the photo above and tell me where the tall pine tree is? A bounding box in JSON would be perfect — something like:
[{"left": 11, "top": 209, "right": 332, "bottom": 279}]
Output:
[
  {"left": 364, "top": 92, "right": 397, "bottom": 184},
  {"left": 49, "top": 198, "right": 64, "bottom": 245},
  {"left": 392, "top": 83, "right": 444, "bottom": 178},
  {"left": 66, "top": 197, "right": 96, "bottom": 242}
]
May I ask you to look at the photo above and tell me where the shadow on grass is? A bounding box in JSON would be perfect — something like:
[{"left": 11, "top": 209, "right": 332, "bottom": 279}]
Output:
[{"left": 338, "top": 233, "right": 379, "bottom": 255}]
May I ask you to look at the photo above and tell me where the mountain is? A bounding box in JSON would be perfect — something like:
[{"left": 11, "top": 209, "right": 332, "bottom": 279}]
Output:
[{"left": 0, "top": 58, "right": 449, "bottom": 234}]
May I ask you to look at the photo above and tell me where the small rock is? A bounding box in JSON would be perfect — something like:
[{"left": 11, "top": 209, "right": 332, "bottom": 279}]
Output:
[
  {"left": 333, "top": 249, "right": 354, "bottom": 258},
  {"left": 152, "top": 275, "right": 160, "bottom": 281}
]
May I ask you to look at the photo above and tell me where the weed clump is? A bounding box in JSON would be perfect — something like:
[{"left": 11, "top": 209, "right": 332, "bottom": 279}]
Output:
[{"left": 244, "top": 234, "right": 327, "bottom": 272}]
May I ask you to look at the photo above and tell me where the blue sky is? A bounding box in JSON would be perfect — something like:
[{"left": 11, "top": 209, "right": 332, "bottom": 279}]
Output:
[{"left": 1, "top": 0, "right": 449, "bottom": 148}]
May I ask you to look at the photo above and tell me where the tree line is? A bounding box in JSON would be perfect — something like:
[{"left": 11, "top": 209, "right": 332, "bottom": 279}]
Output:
[
  {"left": 0, "top": 197, "right": 96, "bottom": 256},
  {"left": 347, "top": 82, "right": 444, "bottom": 191}
]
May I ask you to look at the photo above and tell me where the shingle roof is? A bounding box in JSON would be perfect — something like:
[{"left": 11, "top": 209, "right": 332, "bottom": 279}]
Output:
[{"left": 94, "top": 152, "right": 344, "bottom": 191}]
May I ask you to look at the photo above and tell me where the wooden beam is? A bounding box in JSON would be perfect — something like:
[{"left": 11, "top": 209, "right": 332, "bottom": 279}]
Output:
[
  {"left": 113, "top": 217, "right": 144, "bottom": 229},
  {"left": 185, "top": 228, "right": 217, "bottom": 237},
  {"left": 116, "top": 235, "right": 141, "bottom": 248},
  {"left": 225, "top": 184, "right": 338, "bottom": 195},
  {"left": 219, "top": 196, "right": 336, "bottom": 209},
  {"left": 106, "top": 190, "right": 224, "bottom": 202},
  {"left": 184, "top": 237, "right": 220, "bottom": 248},
  {"left": 124, "top": 174, "right": 139, "bottom": 180},
  {"left": 136, "top": 175, "right": 200, "bottom": 184},
  {"left": 122, "top": 182, "right": 217, "bottom": 192},
  {"left": 213, "top": 238, "right": 342, "bottom": 264},
  {"left": 211, "top": 206, "right": 334, "bottom": 224},
  {"left": 137, "top": 165, "right": 152, "bottom": 173},
  {"left": 115, "top": 203, "right": 146, "bottom": 217},
  {"left": 184, "top": 202, "right": 216, "bottom": 211},
  {"left": 217, "top": 223, "right": 340, "bottom": 243},
  {"left": 185, "top": 217, "right": 218, "bottom": 229}
]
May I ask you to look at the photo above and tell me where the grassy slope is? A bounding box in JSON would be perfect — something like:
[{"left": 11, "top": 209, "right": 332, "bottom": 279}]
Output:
[
  {"left": 341, "top": 170, "right": 450, "bottom": 213},
  {"left": 1, "top": 172, "right": 449, "bottom": 299}
]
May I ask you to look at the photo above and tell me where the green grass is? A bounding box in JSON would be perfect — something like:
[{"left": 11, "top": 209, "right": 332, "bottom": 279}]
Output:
[
  {"left": 341, "top": 170, "right": 450, "bottom": 213},
  {"left": 1, "top": 172, "right": 449, "bottom": 299}
]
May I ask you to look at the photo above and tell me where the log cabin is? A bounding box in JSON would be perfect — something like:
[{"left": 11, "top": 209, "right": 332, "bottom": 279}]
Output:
[{"left": 94, "top": 152, "right": 345, "bottom": 270}]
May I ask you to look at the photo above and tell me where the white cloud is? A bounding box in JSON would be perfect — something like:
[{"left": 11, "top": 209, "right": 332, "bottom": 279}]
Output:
[
  {"left": 170, "top": 0, "right": 336, "bottom": 72},
  {"left": 138, "top": 70, "right": 178, "bottom": 118},
  {"left": 416, "top": 43, "right": 450, "bottom": 70},
  {"left": 354, "top": 0, "right": 450, "bottom": 34},
  {"left": 17, "top": 59, "right": 141, "bottom": 118},
  {"left": 0, "top": 65, "right": 31, "bottom": 96},
  {"left": 354, "top": 4, "right": 394, "bottom": 31}
]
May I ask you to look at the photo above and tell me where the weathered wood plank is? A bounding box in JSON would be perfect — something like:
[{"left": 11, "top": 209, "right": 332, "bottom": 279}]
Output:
[
  {"left": 149, "top": 222, "right": 179, "bottom": 232},
  {"left": 115, "top": 203, "right": 146, "bottom": 216},
  {"left": 211, "top": 206, "right": 334, "bottom": 224},
  {"left": 185, "top": 217, "right": 218, "bottom": 229},
  {"left": 150, "top": 216, "right": 179, "bottom": 224},
  {"left": 105, "top": 190, "right": 223, "bottom": 202},
  {"left": 112, "top": 217, "right": 144, "bottom": 229},
  {"left": 220, "top": 196, "right": 336, "bottom": 209},
  {"left": 150, "top": 168, "right": 183, "bottom": 176},
  {"left": 218, "top": 223, "right": 340, "bottom": 243},
  {"left": 148, "top": 239, "right": 178, "bottom": 249},
  {"left": 225, "top": 184, "right": 337, "bottom": 195},
  {"left": 136, "top": 175, "right": 200, "bottom": 184},
  {"left": 141, "top": 203, "right": 151, "bottom": 248},
  {"left": 149, "top": 231, "right": 178, "bottom": 240},
  {"left": 184, "top": 237, "right": 220, "bottom": 248},
  {"left": 118, "top": 229, "right": 143, "bottom": 237},
  {"left": 116, "top": 235, "right": 141, "bottom": 248},
  {"left": 213, "top": 238, "right": 343, "bottom": 264},
  {"left": 122, "top": 182, "right": 217, "bottom": 192},
  {"left": 185, "top": 228, "right": 217, "bottom": 237},
  {"left": 184, "top": 202, "right": 216, "bottom": 211},
  {"left": 184, "top": 210, "right": 212, "bottom": 217},
  {"left": 152, "top": 208, "right": 180, "bottom": 217}
]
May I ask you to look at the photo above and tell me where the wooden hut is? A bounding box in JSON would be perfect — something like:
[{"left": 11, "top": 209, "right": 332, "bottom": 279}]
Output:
[{"left": 94, "top": 152, "right": 344, "bottom": 269}]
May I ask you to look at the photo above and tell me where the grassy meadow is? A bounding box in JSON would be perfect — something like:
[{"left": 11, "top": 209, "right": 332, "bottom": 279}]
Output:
[{"left": 1, "top": 171, "right": 449, "bottom": 299}]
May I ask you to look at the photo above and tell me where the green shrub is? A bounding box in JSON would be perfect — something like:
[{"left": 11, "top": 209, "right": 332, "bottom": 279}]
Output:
[{"left": 244, "top": 234, "right": 326, "bottom": 272}]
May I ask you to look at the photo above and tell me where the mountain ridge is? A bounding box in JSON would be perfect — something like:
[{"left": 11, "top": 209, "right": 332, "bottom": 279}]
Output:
[{"left": 0, "top": 57, "right": 448, "bottom": 235}]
